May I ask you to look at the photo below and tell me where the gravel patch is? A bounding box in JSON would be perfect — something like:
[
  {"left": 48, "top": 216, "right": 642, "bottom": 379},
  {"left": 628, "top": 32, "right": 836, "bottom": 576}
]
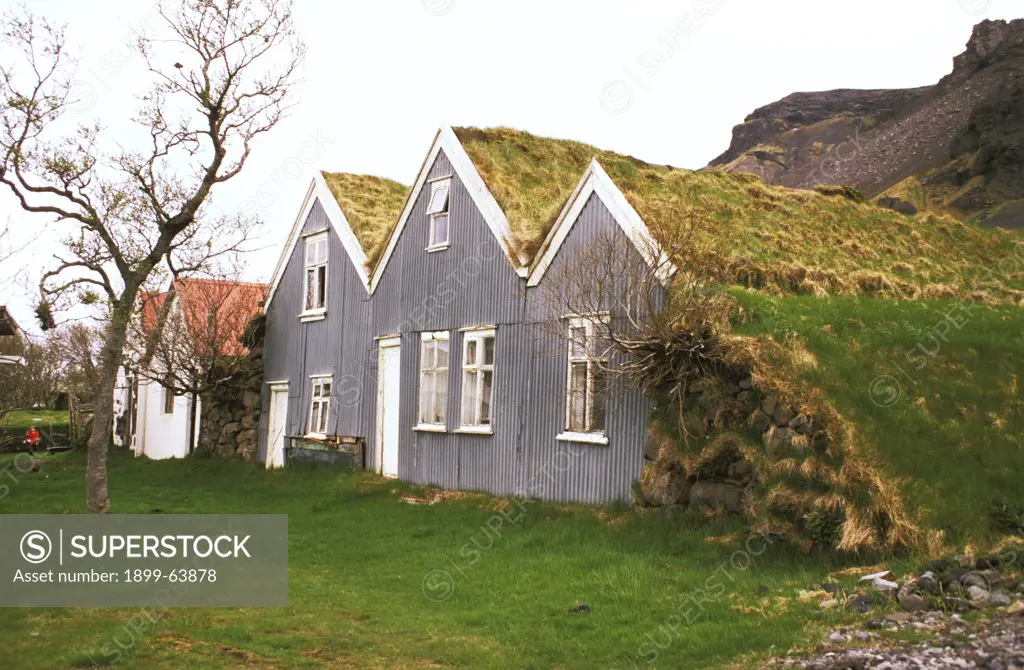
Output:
[{"left": 774, "top": 611, "right": 1024, "bottom": 669}]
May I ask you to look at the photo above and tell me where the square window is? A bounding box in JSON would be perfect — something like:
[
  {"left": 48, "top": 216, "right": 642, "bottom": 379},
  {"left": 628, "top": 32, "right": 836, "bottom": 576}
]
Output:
[
  {"left": 430, "top": 213, "right": 449, "bottom": 247},
  {"left": 426, "top": 180, "right": 450, "bottom": 215}
]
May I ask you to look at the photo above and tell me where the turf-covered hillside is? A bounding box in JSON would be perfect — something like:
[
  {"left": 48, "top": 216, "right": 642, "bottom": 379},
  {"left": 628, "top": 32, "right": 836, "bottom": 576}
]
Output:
[
  {"left": 730, "top": 290, "right": 1024, "bottom": 548},
  {"left": 455, "top": 127, "right": 1024, "bottom": 302},
  {"left": 320, "top": 171, "right": 408, "bottom": 268}
]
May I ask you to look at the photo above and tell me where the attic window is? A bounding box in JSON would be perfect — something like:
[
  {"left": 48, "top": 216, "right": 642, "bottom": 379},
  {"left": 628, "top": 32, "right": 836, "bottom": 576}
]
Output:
[
  {"left": 426, "top": 178, "right": 451, "bottom": 250},
  {"left": 303, "top": 232, "right": 328, "bottom": 317}
]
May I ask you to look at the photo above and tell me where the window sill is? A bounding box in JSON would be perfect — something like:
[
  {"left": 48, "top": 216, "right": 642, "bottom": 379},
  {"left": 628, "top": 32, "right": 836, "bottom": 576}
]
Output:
[
  {"left": 413, "top": 424, "right": 447, "bottom": 433},
  {"left": 556, "top": 431, "right": 609, "bottom": 446},
  {"left": 303, "top": 433, "right": 328, "bottom": 440},
  {"left": 299, "top": 311, "right": 326, "bottom": 323},
  {"left": 425, "top": 244, "right": 450, "bottom": 253},
  {"left": 455, "top": 426, "right": 493, "bottom": 436}
]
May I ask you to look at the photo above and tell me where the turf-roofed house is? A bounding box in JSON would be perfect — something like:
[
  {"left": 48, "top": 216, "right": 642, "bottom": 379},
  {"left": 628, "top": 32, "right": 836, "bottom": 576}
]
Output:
[
  {"left": 261, "top": 125, "right": 1024, "bottom": 507},
  {"left": 259, "top": 127, "right": 669, "bottom": 502}
]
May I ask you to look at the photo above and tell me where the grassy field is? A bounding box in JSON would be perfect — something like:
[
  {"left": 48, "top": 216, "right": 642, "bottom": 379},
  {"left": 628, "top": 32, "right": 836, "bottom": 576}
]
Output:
[
  {"left": 0, "top": 449, "right": 903, "bottom": 670},
  {"left": 732, "top": 291, "right": 1024, "bottom": 546},
  {"left": 0, "top": 409, "right": 69, "bottom": 444},
  {"left": 0, "top": 297, "right": 1019, "bottom": 667}
]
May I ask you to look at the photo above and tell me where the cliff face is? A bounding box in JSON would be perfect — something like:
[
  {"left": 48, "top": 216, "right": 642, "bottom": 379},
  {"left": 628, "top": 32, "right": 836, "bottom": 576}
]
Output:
[
  {"left": 709, "top": 19, "right": 1024, "bottom": 228},
  {"left": 710, "top": 88, "right": 930, "bottom": 168}
]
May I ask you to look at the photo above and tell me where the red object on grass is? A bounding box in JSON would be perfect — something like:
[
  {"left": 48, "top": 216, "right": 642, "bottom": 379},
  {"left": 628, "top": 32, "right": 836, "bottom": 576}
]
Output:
[{"left": 25, "top": 426, "right": 40, "bottom": 446}]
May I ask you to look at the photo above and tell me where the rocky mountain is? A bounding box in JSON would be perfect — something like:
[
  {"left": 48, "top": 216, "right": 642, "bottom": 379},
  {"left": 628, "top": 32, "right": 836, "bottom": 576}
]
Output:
[{"left": 708, "top": 19, "right": 1024, "bottom": 228}]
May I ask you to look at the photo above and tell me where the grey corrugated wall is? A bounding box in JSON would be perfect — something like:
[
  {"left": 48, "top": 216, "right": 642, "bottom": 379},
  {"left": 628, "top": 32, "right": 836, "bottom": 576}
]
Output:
[
  {"left": 259, "top": 199, "right": 373, "bottom": 463},
  {"left": 520, "top": 194, "right": 651, "bottom": 503},
  {"left": 260, "top": 152, "right": 653, "bottom": 503},
  {"left": 372, "top": 151, "right": 526, "bottom": 493}
]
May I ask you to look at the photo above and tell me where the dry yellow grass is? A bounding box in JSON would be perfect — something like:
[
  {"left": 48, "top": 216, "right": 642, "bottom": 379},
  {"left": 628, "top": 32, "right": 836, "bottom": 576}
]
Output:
[
  {"left": 454, "top": 126, "right": 1024, "bottom": 301},
  {"left": 320, "top": 171, "right": 408, "bottom": 269}
]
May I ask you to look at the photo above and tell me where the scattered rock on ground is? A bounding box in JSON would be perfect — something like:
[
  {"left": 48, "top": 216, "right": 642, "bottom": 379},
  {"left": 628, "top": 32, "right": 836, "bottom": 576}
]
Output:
[{"left": 775, "top": 610, "right": 1024, "bottom": 668}]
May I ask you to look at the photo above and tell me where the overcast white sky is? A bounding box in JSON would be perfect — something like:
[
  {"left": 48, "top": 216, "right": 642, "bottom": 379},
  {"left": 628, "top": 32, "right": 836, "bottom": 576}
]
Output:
[{"left": 0, "top": 0, "right": 1018, "bottom": 334}]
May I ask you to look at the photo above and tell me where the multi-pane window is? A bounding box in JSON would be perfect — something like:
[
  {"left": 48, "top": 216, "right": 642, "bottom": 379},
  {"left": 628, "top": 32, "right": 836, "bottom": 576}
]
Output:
[
  {"left": 418, "top": 332, "right": 449, "bottom": 426},
  {"left": 308, "top": 376, "right": 332, "bottom": 435},
  {"left": 566, "top": 317, "right": 610, "bottom": 434},
  {"left": 304, "top": 232, "right": 329, "bottom": 313},
  {"left": 460, "top": 330, "right": 495, "bottom": 429},
  {"left": 426, "top": 178, "right": 451, "bottom": 249}
]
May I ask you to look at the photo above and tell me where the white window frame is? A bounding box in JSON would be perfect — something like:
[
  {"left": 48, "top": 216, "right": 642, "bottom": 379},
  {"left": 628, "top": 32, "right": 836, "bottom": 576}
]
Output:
[
  {"left": 426, "top": 177, "right": 451, "bottom": 252},
  {"left": 458, "top": 328, "right": 495, "bottom": 434},
  {"left": 415, "top": 331, "right": 450, "bottom": 430},
  {"left": 307, "top": 375, "right": 332, "bottom": 437},
  {"left": 558, "top": 314, "right": 610, "bottom": 445},
  {"left": 301, "top": 231, "right": 329, "bottom": 320}
]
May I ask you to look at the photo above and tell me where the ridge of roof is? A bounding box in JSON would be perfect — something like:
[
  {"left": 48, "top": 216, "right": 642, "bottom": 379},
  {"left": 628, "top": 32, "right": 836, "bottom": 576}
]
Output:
[
  {"left": 319, "top": 170, "right": 409, "bottom": 268},
  {"left": 452, "top": 126, "right": 685, "bottom": 261}
]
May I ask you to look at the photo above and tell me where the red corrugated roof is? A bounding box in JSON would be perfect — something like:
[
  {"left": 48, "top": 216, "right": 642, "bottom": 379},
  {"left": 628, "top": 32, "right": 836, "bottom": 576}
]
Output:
[{"left": 141, "top": 279, "right": 267, "bottom": 358}]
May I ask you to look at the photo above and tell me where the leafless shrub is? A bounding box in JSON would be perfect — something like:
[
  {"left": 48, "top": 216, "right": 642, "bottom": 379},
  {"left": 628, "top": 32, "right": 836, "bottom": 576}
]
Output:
[{"left": 531, "top": 208, "right": 739, "bottom": 409}]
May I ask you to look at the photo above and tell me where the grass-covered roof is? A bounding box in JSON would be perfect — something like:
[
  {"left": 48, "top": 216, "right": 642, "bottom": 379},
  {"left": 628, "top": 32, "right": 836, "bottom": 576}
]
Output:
[
  {"left": 454, "top": 126, "right": 1024, "bottom": 302},
  {"left": 320, "top": 171, "right": 408, "bottom": 268}
]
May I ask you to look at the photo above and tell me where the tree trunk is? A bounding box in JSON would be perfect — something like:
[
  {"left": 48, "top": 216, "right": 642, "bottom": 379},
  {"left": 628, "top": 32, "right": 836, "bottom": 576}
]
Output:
[{"left": 85, "top": 294, "right": 136, "bottom": 513}]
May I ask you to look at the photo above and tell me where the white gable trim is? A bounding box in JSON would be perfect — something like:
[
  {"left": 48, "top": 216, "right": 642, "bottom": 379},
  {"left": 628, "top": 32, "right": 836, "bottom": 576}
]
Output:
[
  {"left": 265, "top": 172, "right": 371, "bottom": 308},
  {"left": 369, "top": 127, "right": 526, "bottom": 294},
  {"left": 527, "top": 159, "right": 674, "bottom": 287}
]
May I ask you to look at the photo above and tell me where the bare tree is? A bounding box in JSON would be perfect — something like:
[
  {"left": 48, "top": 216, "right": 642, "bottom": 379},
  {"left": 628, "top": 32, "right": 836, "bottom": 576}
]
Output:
[
  {"left": 0, "top": 222, "right": 33, "bottom": 295},
  {"left": 52, "top": 323, "right": 102, "bottom": 402},
  {"left": 0, "top": 0, "right": 303, "bottom": 511},
  {"left": 0, "top": 336, "right": 58, "bottom": 407}
]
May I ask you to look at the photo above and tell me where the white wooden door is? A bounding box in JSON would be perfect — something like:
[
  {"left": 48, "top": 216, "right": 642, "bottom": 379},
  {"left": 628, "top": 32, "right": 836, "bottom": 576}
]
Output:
[
  {"left": 265, "top": 385, "right": 288, "bottom": 468},
  {"left": 377, "top": 339, "right": 401, "bottom": 478}
]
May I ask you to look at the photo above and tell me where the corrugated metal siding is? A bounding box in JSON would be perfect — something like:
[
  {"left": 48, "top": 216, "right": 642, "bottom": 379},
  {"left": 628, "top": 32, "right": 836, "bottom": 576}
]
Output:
[
  {"left": 262, "top": 154, "right": 653, "bottom": 504},
  {"left": 259, "top": 199, "right": 373, "bottom": 462},
  {"left": 372, "top": 152, "right": 524, "bottom": 336},
  {"left": 519, "top": 194, "right": 652, "bottom": 503},
  {"left": 373, "top": 150, "right": 526, "bottom": 494}
]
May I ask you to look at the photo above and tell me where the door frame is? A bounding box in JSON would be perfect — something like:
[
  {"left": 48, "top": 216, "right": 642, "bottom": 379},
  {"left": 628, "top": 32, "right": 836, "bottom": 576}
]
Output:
[
  {"left": 376, "top": 336, "right": 401, "bottom": 478},
  {"left": 265, "top": 381, "right": 289, "bottom": 469},
  {"left": 127, "top": 374, "right": 139, "bottom": 452}
]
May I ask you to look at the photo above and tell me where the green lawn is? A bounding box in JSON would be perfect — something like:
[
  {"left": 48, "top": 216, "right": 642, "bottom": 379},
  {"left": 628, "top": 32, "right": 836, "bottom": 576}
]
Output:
[
  {"left": 732, "top": 292, "right": 1024, "bottom": 546},
  {"left": 0, "top": 449, "right": 880, "bottom": 669},
  {"left": 0, "top": 409, "right": 69, "bottom": 445}
]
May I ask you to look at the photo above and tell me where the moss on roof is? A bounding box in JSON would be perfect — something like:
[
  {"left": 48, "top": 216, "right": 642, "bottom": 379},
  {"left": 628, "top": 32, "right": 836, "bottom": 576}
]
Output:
[
  {"left": 454, "top": 126, "right": 1024, "bottom": 301},
  {"left": 321, "top": 171, "right": 408, "bottom": 269}
]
